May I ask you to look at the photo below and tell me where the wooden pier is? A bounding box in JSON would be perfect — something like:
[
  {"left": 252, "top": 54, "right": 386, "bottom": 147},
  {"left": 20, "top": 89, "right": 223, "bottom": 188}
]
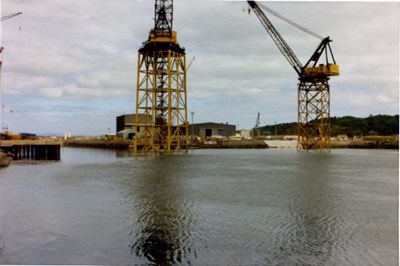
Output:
[{"left": 0, "top": 140, "right": 61, "bottom": 160}]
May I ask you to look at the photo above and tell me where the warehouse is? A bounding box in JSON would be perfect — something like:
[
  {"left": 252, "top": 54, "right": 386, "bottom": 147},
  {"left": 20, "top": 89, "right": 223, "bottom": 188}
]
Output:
[
  {"left": 189, "top": 122, "right": 236, "bottom": 139},
  {"left": 117, "top": 116, "right": 236, "bottom": 140}
]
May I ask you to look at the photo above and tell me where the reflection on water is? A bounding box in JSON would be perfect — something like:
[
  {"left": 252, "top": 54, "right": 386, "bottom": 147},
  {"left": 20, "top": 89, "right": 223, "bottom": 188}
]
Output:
[
  {"left": 123, "top": 156, "right": 196, "bottom": 265},
  {"left": 282, "top": 153, "right": 338, "bottom": 264},
  {"left": 0, "top": 235, "right": 6, "bottom": 264},
  {"left": 0, "top": 148, "right": 397, "bottom": 265}
]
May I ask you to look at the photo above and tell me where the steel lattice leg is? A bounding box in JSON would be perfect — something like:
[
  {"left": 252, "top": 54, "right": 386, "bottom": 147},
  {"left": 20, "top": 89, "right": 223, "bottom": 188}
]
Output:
[{"left": 297, "top": 78, "right": 331, "bottom": 151}]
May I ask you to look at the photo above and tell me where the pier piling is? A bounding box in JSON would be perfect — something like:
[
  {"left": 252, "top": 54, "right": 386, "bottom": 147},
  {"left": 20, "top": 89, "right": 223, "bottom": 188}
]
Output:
[{"left": 0, "top": 141, "right": 61, "bottom": 160}]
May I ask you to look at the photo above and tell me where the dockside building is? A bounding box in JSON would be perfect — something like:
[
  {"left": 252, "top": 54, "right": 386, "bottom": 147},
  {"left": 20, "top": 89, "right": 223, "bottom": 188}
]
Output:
[{"left": 189, "top": 122, "right": 236, "bottom": 139}]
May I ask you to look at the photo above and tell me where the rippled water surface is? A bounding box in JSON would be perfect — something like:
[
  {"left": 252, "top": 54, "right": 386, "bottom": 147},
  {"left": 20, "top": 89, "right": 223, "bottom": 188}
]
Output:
[{"left": 0, "top": 148, "right": 398, "bottom": 265}]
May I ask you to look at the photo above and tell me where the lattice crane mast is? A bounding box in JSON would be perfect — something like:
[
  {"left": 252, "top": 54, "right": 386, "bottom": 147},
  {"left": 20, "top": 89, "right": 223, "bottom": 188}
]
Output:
[
  {"left": 247, "top": 1, "right": 339, "bottom": 151},
  {"left": 154, "top": 0, "right": 173, "bottom": 34}
]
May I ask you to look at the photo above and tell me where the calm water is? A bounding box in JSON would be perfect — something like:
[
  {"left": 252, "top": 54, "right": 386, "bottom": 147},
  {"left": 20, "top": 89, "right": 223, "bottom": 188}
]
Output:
[{"left": 0, "top": 148, "right": 398, "bottom": 265}]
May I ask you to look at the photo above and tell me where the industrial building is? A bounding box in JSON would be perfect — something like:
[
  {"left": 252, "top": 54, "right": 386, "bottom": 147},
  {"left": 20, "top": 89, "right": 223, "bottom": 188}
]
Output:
[
  {"left": 189, "top": 122, "right": 236, "bottom": 139},
  {"left": 116, "top": 114, "right": 151, "bottom": 140},
  {"left": 118, "top": 114, "right": 236, "bottom": 140}
]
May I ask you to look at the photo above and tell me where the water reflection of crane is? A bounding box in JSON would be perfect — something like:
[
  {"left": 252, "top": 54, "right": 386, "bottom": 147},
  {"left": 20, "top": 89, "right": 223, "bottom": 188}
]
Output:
[{"left": 272, "top": 154, "right": 339, "bottom": 265}]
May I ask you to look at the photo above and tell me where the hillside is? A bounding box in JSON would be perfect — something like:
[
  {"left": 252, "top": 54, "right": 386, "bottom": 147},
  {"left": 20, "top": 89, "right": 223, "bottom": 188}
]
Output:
[{"left": 259, "top": 114, "right": 399, "bottom": 137}]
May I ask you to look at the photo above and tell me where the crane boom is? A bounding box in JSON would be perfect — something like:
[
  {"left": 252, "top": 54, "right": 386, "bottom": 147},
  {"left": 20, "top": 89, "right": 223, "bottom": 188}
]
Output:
[
  {"left": 1, "top": 12, "right": 22, "bottom": 21},
  {"left": 248, "top": 1, "right": 339, "bottom": 78},
  {"left": 247, "top": 1, "right": 303, "bottom": 76},
  {"left": 254, "top": 112, "right": 260, "bottom": 129},
  {"left": 256, "top": 2, "right": 323, "bottom": 40}
]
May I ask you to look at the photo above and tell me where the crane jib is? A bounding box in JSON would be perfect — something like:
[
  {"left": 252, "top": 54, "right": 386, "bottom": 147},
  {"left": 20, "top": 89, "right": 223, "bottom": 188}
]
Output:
[
  {"left": 1, "top": 12, "right": 22, "bottom": 22},
  {"left": 247, "top": 1, "right": 339, "bottom": 78},
  {"left": 248, "top": 1, "right": 303, "bottom": 76}
]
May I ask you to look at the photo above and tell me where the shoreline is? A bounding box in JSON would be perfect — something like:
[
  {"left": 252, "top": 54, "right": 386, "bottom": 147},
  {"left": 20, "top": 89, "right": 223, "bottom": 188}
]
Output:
[
  {"left": 63, "top": 139, "right": 399, "bottom": 150},
  {"left": 2, "top": 139, "right": 397, "bottom": 167}
]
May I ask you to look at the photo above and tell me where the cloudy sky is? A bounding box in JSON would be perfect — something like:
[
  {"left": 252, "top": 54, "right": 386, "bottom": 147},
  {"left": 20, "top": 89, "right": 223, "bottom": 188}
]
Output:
[{"left": 1, "top": 0, "right": 399, "bottom": 135}]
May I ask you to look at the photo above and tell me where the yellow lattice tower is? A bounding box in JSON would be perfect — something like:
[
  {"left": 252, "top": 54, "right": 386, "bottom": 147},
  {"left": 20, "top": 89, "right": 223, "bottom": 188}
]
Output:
[
  {"left": 133, "top": 0, "right": 188, "bottom": 154},
  {"left": 297, "top": 77, "right": 331, "bottom": 151}
]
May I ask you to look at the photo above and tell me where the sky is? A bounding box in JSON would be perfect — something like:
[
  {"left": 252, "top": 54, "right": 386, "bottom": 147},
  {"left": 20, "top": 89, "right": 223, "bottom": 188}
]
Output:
[{"left": 1, "top": 0, "right": 399, "bottom": 136}]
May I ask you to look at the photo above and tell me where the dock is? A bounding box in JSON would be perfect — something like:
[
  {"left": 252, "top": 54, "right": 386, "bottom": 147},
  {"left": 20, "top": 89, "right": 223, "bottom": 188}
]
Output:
[{"left": 0, "top": 140, "right": 62, "bottom": 160}]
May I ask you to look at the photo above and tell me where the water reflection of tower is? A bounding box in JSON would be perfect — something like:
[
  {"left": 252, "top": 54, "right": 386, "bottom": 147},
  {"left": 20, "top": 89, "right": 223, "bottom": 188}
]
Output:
[{"left": 126, "top": 156, "right": 196, "bottom": 265}]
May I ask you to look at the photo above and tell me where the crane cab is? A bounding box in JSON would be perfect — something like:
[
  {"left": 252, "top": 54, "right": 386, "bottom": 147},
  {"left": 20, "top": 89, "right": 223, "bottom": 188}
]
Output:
[{"left": 303, "top": 63, "right": 340, "bottom": 77}]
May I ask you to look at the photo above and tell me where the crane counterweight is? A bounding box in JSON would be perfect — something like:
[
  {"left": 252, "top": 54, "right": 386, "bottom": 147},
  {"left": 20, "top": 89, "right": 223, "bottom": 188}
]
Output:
[{"left": 303, "top": 63, "right": 339, "bottom": 78}]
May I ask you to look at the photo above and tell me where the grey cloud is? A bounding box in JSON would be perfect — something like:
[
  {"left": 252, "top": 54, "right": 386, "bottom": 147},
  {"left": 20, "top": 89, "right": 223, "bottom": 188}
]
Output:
[{"left": 1, "top": 0, "right": 398, "bottom": 134}]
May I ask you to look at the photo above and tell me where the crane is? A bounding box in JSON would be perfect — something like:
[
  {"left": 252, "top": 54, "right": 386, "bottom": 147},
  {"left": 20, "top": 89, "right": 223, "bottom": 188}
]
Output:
[
  {"left": 247, "top": 1, "right": 339, "bottom": 151},
  {"left": 247, "top": 2, "right": 338, "bottom": 78},
  {"left": 1, "top": 12, "right": 22, "bottom": 134}
]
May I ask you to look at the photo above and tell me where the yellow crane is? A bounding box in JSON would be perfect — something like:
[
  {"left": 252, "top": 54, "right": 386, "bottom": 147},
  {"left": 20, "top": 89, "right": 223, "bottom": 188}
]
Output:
[{"left": 247, "top": 1, "right": 339, "bottom": 151}]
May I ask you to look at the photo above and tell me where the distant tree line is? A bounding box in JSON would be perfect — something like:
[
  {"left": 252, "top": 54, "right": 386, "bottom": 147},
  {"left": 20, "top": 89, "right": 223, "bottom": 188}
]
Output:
[{"left": 259, "top": 114, "right": 399, "bottom": 137}]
